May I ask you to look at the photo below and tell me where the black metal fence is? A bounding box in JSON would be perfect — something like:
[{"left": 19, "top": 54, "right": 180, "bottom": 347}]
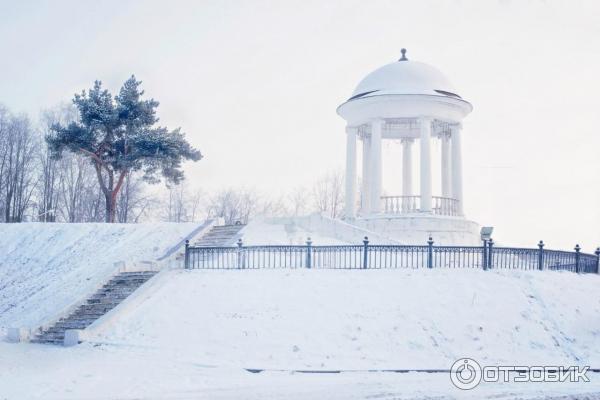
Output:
[{"left": 184, "top": 237, "right": 600, "bottom": 274}]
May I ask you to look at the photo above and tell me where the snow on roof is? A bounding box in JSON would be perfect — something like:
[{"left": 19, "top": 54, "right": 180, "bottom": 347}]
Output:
[{"left": 349, "top": 56, "right": 461, "bottom": 101}]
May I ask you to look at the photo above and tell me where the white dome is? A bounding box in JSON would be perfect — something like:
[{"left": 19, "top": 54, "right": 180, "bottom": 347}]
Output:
[{"left": 349, "top": 58, "right": 461, "bottom": 101}]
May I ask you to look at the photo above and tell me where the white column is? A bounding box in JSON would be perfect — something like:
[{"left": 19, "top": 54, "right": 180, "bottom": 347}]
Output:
[
  {"left": 419, "top": 117, "right": 432, "bottom": 212},
  {"left": 451, "top": 124, "right": 464, "bottom": 216},
  {"left": 402, "top": 139, "right": 413, "bottom": 196},
  {"left": 401, "top": 139, "right": 413, "bottom": 213},
  {"left": 344, "top": 126, "right": 357, "bottom": 219},
  {"left": 441, "top": 133, "right": 451, "bottom": 198},
  {"left": 369, "top": 119, "right": 383, "bottom": 213},
  {"left": 361, "top": 135, "right": 371, "bottom": 214}
]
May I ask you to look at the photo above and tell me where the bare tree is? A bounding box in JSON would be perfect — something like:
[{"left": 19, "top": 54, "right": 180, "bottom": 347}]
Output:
[
  {"left": 288, "top": 186, "right": 311, "bottom": 216},
  {"left": 311, "top": 170, "right": 344, "bottom": 219},
  {"left": 37, "top": 105, "right": 78, "bottom": 222},
  {"left": 0, "top": 106, "right": 11, "bottom": 220},
  {"left": 55, "top": 153, "right": 99, "bottom": 222},
  {"left": 79, "top": 184, "right": 105, "bottom": 222},
  {"left": 116, "top": 173, "right": 155, "bottom": 223},
  {"left": 260, "top": 195, "right": 289, "bottom": 217},
  {"left": 37, "top": 146, "right": 59, "bottom": 222},
  {"left": 0, "top": 111, "right": 38, "bottom": 222},
  {"left": 187, "top": 189, "right": 206, "bottom": 222},
  {"left": 206, "top": 188, "right": 259, "bottom": 225},
  {"left": 162, "top": 186, "right": 206, "bottom": 223},
  {"left": 164, "top": 185, "right": 187, "bottom": 222}
]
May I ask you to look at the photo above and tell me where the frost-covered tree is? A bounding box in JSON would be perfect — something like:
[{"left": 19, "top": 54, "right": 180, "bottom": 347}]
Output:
[{"left": 47, "top": 76, "right": 202, "bottom": 222}]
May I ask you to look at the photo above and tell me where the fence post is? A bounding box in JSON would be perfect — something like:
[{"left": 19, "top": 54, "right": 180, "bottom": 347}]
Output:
[
  {"left": 482, "top": 239, "right": 488, "bottom": 271},
  {"left": 595, "top": 247, "right": 600, "bottom": 274},
  {"left": 306, "top": 237, "right": 312, "bottom": 269},
  {"left": 362, "top": 236, "right": 369, "bottom": 269},
  {"left": 574, "top": 244, "right": 581, "bottom": 273},
  {"left": 237, "top": 238, "right": 244, "bottom": 269},
  {"left": 184, "top": 240, "right": 190, "bottom": 269},
  {"left": 537, "top": 240, "right": 544, "bottom": 271},
  {"left": 427, "top": 236, "right": 434, "bottom": 269},
  {"left": 487, "top": 238, "right": 494, "bottom": 270}
]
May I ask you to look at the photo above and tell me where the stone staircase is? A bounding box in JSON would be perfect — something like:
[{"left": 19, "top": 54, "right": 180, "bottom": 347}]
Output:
[
  {"left": 30, "top": 225, "right": 244, "bottom": 345},
  {"left": 30, "top": 271, "right": 157, "bottom": 345},
  {"left": 193, "top": 224, "right": 245, "bottom": 247}
]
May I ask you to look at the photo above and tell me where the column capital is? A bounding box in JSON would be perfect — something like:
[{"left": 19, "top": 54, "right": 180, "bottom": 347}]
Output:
[{"left": 401, "top": 138, "right": 415, "bottom": 144}]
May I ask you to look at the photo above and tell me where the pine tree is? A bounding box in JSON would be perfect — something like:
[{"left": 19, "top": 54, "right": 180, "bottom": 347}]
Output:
[{"left": 47, "top": 76, "right": 202, "bottom": 222}]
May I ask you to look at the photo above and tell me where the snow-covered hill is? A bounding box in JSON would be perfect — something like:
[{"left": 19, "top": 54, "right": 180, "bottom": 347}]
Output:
[
  {"left": 2, "top": 222, "right": 600, "bottom": 399},
  {"left": 92, "top": 268, "right": 600, "bottom": 369},
  {"left": 0, "top": 222, "right": 200, "bottom": 329},
  {"left": 3, "top": 267, "right": 600, "bottom": 399}
]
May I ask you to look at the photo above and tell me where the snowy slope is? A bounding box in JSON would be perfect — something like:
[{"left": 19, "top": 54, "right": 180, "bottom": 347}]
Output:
[
  {"left": 91, "top": 268, "right": 600, "bottom": 370},
  {"left": 0, "top": 223, "right": 200, "bottom": 329}
]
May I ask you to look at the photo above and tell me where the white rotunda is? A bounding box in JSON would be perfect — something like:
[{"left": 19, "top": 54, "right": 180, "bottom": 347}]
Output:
[{"left": 338, "top": 49, "right": 481, "bottom": 245}]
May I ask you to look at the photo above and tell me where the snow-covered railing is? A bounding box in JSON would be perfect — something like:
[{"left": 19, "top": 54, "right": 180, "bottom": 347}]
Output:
[
  {"left": 381, "top": 195, "right": 460, "bottom": 216},
  {"left": 184, "top": 238, "right": 600, "bottom": 273}
]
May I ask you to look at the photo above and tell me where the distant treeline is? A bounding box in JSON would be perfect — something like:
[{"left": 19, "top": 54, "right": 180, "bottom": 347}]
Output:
[{"left": 0, "top": 104, "right": 346, "bottom": 224}]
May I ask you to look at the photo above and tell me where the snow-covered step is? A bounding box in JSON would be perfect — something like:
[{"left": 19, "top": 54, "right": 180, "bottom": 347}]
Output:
[
  {"left": 193, "top": 224, "right": 245, "bottom": 247},
  {"left": 175, "top": 224, "right": 246, "bottom": 261},
  {"left": 30, "top": 270, "right": 157, "bottom": 345}
]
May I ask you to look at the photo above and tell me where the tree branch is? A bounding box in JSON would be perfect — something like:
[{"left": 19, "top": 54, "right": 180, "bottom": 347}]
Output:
[{"left": 78, "top": 147, "right": 102, "bottom": 164}]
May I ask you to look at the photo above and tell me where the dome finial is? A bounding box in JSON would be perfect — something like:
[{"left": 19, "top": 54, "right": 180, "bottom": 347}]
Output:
[{"left": 399, "top": 48, "right": 408, "bottom": 61}]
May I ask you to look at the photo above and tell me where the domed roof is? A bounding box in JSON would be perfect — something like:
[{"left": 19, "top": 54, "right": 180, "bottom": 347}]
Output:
[{"left": 349, "top": 49, "right": 462, "bottom": 101}]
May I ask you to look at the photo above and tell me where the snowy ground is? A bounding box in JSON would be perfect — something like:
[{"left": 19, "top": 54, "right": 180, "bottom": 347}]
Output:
[
  {"left": 0, "top": 222, "right": 200, "bottom": 329},
  {"left": 1, "top": 340, "right": 599, "bottom": 400},
  {"left": 2, "top": 223, "right": 599, "bottom": 399},
  {"left": 2, "top": 268, "right": 599, "bottom": 399}
]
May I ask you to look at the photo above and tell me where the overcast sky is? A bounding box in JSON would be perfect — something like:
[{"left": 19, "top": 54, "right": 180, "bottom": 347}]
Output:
[{"left": 1, "top": 0, "right": 599, "bottom": 250}]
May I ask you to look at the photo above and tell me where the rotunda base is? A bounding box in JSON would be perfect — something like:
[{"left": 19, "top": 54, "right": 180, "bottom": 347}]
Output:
[{"left": 351, "top": 214, "right": 481, "bottom": 246}]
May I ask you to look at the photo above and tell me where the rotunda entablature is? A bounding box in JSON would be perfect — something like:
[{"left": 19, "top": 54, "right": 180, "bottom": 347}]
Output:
[{"left": 337, "top": 93, "right": 472, "bottom": 128}]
